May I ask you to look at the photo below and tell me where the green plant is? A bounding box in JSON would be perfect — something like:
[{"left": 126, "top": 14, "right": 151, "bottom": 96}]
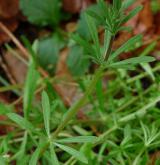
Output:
[{"left": 1, "top": 0, "right": 160, "bottom": 165}]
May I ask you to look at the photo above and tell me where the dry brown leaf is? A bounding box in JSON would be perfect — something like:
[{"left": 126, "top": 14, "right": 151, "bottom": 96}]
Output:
[
  {"left": 135, "top": 0, "right": 153, "bottom": 36},
  {"left": 3, "top": 50, "right": 27, "bottom": 84},
  {"left": 55, "top": 48, "right": 77, "bottom": 106}
]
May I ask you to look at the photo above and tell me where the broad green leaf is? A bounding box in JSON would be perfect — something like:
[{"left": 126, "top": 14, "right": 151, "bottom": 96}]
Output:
[
  {"left": 42, "top": 91, "right": 50, "bottom": 137},
  {"left": 67, "top": 45, "right": 89, "bottom": 76},
  {"left": 77, "top": 12, "right": 92, "bottom": 40},
  {"left": 109, "top": 56, "right": 155, "bottom": 67},
  {"left": 20, "top": 0, "right": 61, "bottom": 26},
  {"left": 71, "top": 34, "right": 94, "bottom": 55},
  {"left": 37, "top": 34, "right": 63, "bottom": 73},
  {"left": 56, "top": 136, "right": 98, "bottom": 144},
  {"left": 23, "top": 61, "right": 39, "bottom": 118},
  {"left": 54, "top": 143, "right": 88, "bottom": 164},
  {"left": 121, "top": 6, "right": 143, "bottom": 24},
  {"left": 50, "top": 144, "right": 60, "bottom": 165},
  {"left": 109, "top": 35, "right": 142, "bottom": 61},
  {"left": 7, "top": 113, "right": 34, "bottom": 132}
]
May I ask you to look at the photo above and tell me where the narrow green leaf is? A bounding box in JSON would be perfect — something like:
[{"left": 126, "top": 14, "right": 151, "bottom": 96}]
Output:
[
  {"left": 103, "top": 30, "right": 112, "bottom": 60},
  {"left": 141, "top": 63, "right": 155, "bottom": 81},
  {"left": 56, "top": 136, "right": 98, "bottom": 144},
  {"left": 7, "top": 113, "right": 34, "bottom": 132},
  {"left": 42, "top": 91, "right": 50, "bottom": 137},
  {"left": 0, "top": 156, "right": 6, "bottom": 165},
  {"left": 122, "top": 0, "right": 135, "bottom": 9},
  {"left": 12, "top": 132, "right": 28, "bottom": 160},
  {"left": 113, "top": 0, "right": 122, "bottom": 10},
  {"left": 54, "top": 143, "right": 88, "bottom": 164},
  {"left": 50, "top": 144, "right": 60, "bottom": 165},
  {"left": 140, "top": 42, "right": 157, "bottom": 57},
  {"left": 110, "top": 56, "right": 155, "bottom": 67},
  {"left": 121, "top": 6, "right": 143, "bottom": 24},
  {"left": 86, "top": 10, "right": 104, "bottom": 25},
  {"left": 29, "top": 141, "right": 47, "bottom": 165},
  {"left": 23, "top": 61, "right": 39, "bottom": 118},
  {"left": 29, "top": 148, "right": 40, "bottom": 165},
  {"left": 85, "top": 13, "right": 101, "bottom": 59},
  {"left": 109, "top": 35, "right": 142, "bottom": 61},
  {"left": 139, "top": 42, "right": 156, "bottom": 80}
]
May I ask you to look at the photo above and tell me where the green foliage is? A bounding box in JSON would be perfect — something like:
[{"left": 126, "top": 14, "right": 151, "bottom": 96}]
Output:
[
  {"left": 42, "top": 91, "right": 51, "bottom": 137},
  {"left": 37, "top": 34, "right": 64, "bottom": 73},
  {"left": 49, "top": 145, "right": 60, "bottom": 165},
  {"left": 29, "top": 141, "right": 47, "bottom": 165},
  {"left": 1, "top": 0, "right": 159, "bottom": 165},
  {"left": 7, "top": 113, "right": 34, "bottom": 132},
  {"left": 56, "top": 136, "right": 98, "bottom": 143},
  {"left": 23, "top": 61, "right": 39, "bottom": 119},
  {"left": 67, "top": 45, "right": 89, "bottom": 76},
  {"left": 151, "top": 0, "right": 160, "bottom": 13},
  {"left": 54, "top": 143, "right": 88, "bottom": 164},
  {"left": 108, "top": 35, "right": 143, "bottom": 62},
  {"left": 20, "top": 0, "right": 61, "bottom": 26}
]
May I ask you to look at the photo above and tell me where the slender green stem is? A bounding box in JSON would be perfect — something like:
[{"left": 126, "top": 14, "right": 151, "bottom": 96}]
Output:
[
  {"left": 39, "top": 65, "right": 105, "bottom": 156},
  {"left": 52, "top": 65, "right": 105, "bottom": 138}
]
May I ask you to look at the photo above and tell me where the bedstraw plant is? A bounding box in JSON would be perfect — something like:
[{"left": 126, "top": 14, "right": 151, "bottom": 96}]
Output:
[{"left": 1, "top": 0, "right": 160, "bottom": 165}]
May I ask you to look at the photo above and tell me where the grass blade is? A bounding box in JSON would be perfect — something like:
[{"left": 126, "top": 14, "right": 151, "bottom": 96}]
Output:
[
  {"left": 12, "top": 132, "right": 28, "bottom": 160},
  {"left": 23, "top": 61, "right": 39, "bottom": 119},
  {"left": 29, "top": 141, "right": 46, "bottom": 165},
  {"left": 42, "top": 91, "right": 51, "bottom": 137},
  {"left": 50, "top": 144, "right": 60, "bottom": 165},
  {"left": 110, "top": 56, "right": 155, "bottom": 67},
  {"left": 7, "top": 113, "right": 34, "bottom": 132},
  {"left": 56, "top": 136, "right": 98, "bottom": 144}
]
